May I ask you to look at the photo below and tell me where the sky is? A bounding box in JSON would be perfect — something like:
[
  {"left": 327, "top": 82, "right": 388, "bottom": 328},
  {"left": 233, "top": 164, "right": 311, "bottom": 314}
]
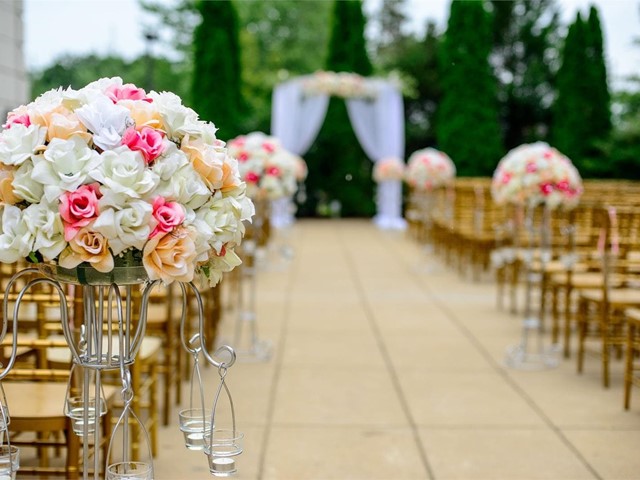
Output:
[{"left": 23, "top": 0, "right": 640, "bottom": 90}]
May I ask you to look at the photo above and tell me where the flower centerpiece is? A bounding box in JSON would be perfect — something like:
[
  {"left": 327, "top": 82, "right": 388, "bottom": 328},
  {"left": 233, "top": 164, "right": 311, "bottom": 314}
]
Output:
[
  {"left": 491, "top": 142, "right": 583, "bottom": 209},
  {"left": 404, "top": 148, "right": 456, "bottom": 191},
  {"left": 227, "top": 132, "right": 298, "bottom": 201},
  {"left": 293, "top": 155, "right": 308, "bottom": 183},
  {"left": 0, "top": 77, "right": 254, "bottom": 285},
  {"left": 373, "top": 157, "right": 405, "bottom": 183}
]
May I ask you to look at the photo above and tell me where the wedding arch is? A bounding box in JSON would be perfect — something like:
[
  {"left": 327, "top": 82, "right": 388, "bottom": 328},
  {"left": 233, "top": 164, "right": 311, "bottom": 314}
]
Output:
[{"left": 271, "top": 71, "right": 406, "bottom": 229}]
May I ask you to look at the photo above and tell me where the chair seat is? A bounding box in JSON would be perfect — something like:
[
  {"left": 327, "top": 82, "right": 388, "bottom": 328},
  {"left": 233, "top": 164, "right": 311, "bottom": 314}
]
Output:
[
  {"left": 550, "top": 271, "right": 624, "bottom": 288},
  {"left": 580, "top": 288, "right": 640, "bottom": 306},
  {"left": 6, "top": 382, "right": 68, "bottom": 421},
  {"left": 531, "top": 260, "right": 588, "bottom": 274},
  {"left": 46, "top": 336, "right": 162, "bottom": 365}
]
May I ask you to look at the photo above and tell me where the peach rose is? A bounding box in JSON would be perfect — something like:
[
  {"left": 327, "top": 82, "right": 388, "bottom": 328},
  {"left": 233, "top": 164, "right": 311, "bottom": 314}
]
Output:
[
  {"left": 58, "top": 227, "right": 114, "bottom": 272},
  {"left": 143, "top": 226, "right": 196, "bottom": 283},
  {"left": 47, "top": 111, "right": 91, "bottom": 142},
  {"left": 0, "top": 164, "right": 19, "bottom": 205},
  {"left": 119, "top": 99, "right": 162, "bottom": 129},
  {"left": 181, "top": 135, "right": 225, "bottom": 190}
]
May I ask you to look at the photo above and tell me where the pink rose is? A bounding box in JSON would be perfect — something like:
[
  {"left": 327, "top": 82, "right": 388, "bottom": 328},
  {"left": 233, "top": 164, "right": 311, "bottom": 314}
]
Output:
[
  {"left": 105, "top": 83, "right": 152, "bottom": 103},
  {"left": 2, "top": 112, "right": 31, "bottom": 129},
  {"left": 540, "top": 183, "right": 554, "bottom": 195},
  {"left": 501, "top": 172, "right": 512, "bottom": 185},
  {"left": 150, "top": 197, "right": 185, "bottom": 238},
  {"left": 556, "top": 180, "right": 570, "bottom": 192},
  {"left": 229, "top": 137, "right": 245, "bottom": 148},
  {"left": 122, "top": 127, "right": 166, "bottom": 164},
  {"left": 237, "top": 152, "right": 249, "bottom": 162},
  {"left": 526, "top": 162, "right": 537, "bottom": 173},
  {"left": 266, "top": 166, "right": 280, "bottom": 176},
  {"left": 262, "top": 142, "right": 276, "bottom": 153},
  {"left": 245, "top": 172, "right": 260, "bottom": 183},
  {"left": 59, "top": 183, "right": 101, "bottom": 241}
]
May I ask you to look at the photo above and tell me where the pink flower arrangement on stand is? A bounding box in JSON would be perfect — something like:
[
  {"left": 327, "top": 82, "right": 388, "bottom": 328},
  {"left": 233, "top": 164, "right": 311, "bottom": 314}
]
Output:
[
  {"left": 404, "top": 148, "right": 456, "bottom": 191},
  {"left": 373, "top": 157, "right": 405, "bottom": 182},
  {"left": 228, "top": 132, "right": 298, "bottom": 201},
  {"left": 0, "top": 77, "right": 254, "bottom": 285},
  {"left": 491, "top": 142, "right": 582, "bottom": 209}
]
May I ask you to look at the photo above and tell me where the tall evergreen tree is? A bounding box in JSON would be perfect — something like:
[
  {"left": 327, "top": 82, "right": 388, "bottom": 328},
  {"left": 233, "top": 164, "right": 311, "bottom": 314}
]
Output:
[
  {"left": 585, "top": 6, "right": 611, "bottom": 148},
  {"left": 436, "top": 0, "right": 503, "bottom": 176},
  {"left": 302, "top": 0, "right": 374, "bottom": 217},
  {"left": 490, "top": 0, "right": 562, "bottom": 149},
  {"left": 191, "top": 0, "right": 244, "bottom": 141},
  {"left": 553, "top": 14, "right": 586, "bottom": 163}
]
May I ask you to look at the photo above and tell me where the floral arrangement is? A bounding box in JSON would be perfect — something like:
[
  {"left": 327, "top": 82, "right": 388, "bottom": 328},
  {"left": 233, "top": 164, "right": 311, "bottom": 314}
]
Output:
[
  {"left": 404, "top": 148, "right": 456, "bottom": 191},
  {"left": 491, "top": 142, "right": 583, "bottom": 209},
  {"left": 228, "top": 132, "right": 298, "bottom": 200},
  {"left": 0, "top": 77, "right": 254, "bottom": 285},
  {"left": 293, "top": 155, "right": 308, "bottom": 183},
  {"left": 301, "top": 71, "right": 378, "bottom": 99},
  {"left": 372, "top": 157, "right": 405, "bottom": 182}
]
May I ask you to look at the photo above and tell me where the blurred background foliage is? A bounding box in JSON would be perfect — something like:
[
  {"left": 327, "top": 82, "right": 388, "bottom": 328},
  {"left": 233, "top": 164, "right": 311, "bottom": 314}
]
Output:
[{"left": 29, "top": 0, "right": 640, "bottom": 216}]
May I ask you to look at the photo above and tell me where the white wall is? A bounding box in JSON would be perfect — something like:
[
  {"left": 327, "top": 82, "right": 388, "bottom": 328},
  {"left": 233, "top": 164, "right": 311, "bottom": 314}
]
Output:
[{"left": 0, "top": 0, "right": 28, "bottom": 120}]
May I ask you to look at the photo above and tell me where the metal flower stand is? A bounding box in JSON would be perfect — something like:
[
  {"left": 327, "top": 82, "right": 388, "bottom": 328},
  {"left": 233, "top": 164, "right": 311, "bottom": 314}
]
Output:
[
  {"left": 0, "top": 267, "right": 242, "bottom": 479},
  {"left": 504, "top": 205, "right": 561, "bottom": 370}
]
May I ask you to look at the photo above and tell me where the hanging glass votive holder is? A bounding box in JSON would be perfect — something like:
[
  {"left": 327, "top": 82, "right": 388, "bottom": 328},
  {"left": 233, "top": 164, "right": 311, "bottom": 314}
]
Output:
[
  {"left": 178, "top": 333, "right": 211, "bottom": 451},
  {"left": 63, "top": 363, "right": 108, "bottom": 437},
  {"left": 0, "top": 383, "right": 10, "bottom": 432},
  {"left": 106, "top": 368, "right": 154, "bottom": 480},
  {"left": 203, "top": 360, "right": 243, "bottom": 477},
  {"left": 0, "top": 445, "right": 19, "bottom": 480}
]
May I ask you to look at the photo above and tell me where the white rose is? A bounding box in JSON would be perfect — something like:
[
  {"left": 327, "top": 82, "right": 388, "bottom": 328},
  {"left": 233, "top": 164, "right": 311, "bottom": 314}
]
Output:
[
  {"left": 204, "top": 248, "right": 242, "bottom": 287},
  {"left": 32, "top": 135, "right": 100, "bottom": 203},
  {"left": 13, "top": 159, "right": 45, "bottom": 203},
  {"left": 93, "top": 199, "right": 153, "bottom": 255},
  {"left": 75, "top": 95, "right": 131, "bottom": 151},
  {"left": 28, "top": 88, "right": 64, "bottom": 119},
  {"left": 31, "top": 135, "right": 101, "bottom": 203},
  {"left": 90, "top": 147, "right": 158, "bottom": 199},
  {"left": 151, "top": 143, "right": 189, "bottom": 181},
  {"left": 0, "top": 204, "right": 33, "bottom": 263},
  {"left": 0, "top": 124, "right": 47, "bottom": 166},
  {"left": 84, "top": 77, "right": 123, "bottom": 92},
  {"left": 194, "top": 192, "right": 251, "bottom": 253},
  {"left": 22, "top": 202, "right": 66, "bottom": 261},
  {"left": 154, "top": 162, "right": 210, "bottom": 210},
  {"left": 61, "top": 86, "right": 105, "bottom": 111},
  {"left": 148, "top": 91, "right": 200, "bottom": 141}
]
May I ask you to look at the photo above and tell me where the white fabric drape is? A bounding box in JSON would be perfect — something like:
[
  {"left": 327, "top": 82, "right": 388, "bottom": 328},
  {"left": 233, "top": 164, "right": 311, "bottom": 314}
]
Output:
[
  {"left": 346, "top": 82, "right": 406, "bottom": 230},
  {"left": 272, "top": 80, "right": 329, "bottom": 156},
  {"left": 271, "top": 77, "right": 406, "bottom": 230}
]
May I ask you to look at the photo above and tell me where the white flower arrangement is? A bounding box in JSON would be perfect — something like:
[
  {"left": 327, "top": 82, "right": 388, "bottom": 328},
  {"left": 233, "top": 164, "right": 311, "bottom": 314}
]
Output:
[
  {"left": 404, "top": 148, "right": 456, "bottom": 191},
  {"left": 373, "top": 157, "right": 405, "bottom": 182},
  {"left": 301, "top": 71, "right": 378, "bottom": 99},
  {"left": 227, "top": 132, "right": 298, "bottom": 200},
  {"left": 491, "top": 142, "right": 583, "bottom": 209},
  {"left": 0, "top": 77, "right": 254, "bottom": 285}
]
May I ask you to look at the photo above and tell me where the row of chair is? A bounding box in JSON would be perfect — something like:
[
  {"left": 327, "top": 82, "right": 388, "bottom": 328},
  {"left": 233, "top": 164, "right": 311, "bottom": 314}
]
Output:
[{"left": 407, "top": 178, "right": 640, "bottom": 410}]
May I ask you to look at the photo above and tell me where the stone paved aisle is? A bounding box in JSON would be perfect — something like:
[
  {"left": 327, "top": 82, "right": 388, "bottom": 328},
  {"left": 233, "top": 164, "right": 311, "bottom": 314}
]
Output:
[{"left": 155, "top": 219, "right": 640, "bottom": 480}]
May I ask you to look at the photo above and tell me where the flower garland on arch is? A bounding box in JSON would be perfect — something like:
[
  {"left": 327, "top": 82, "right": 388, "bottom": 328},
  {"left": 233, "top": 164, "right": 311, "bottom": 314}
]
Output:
[{"left": 301, "top": 71, "right": 379, "bottom": 100}]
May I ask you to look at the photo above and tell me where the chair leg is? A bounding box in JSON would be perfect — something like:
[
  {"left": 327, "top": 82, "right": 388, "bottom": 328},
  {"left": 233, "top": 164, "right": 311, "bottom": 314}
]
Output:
[
  {"left": 577, "top": 298, "right": 587, "bottom": 374},
  {"left": 564, "top": 286, "right": 573, "bottom": 358},
  {"left": 601, "top": 314, "right": 610, "bottom": 388},
  {"left": 624, "top": 322, "right": 635, "bottom": 410},
  {"left": 66, "top": 420, "right": 80, "bottom": 480},
  {"left": 551, "top": 285, "right": 559, "bottom": 344}
]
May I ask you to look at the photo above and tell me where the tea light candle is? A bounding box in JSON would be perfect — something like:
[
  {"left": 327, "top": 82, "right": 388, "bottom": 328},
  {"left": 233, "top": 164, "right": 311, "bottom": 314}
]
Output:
[{"left": 212, "top": 457, "right": 236, "bottom": 474}]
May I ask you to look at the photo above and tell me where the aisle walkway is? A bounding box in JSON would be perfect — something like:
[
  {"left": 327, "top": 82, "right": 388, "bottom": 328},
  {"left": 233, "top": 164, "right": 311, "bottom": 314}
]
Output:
[{"left": 156, "top": 219, "right": 640, "bottom": 480}]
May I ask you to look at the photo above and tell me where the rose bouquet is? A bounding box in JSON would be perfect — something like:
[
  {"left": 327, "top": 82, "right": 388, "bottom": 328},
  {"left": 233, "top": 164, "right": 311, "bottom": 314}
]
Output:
[
  {"left": 404, "top": 148, "right": 456, "bottom": 191},
  {"left": 0, "top": 77, "right": 254, "bottom": 285},
  {"left": 491, "top": 142, "right": 582, "bottom": 209},
  {"left": 293, "top": 155, "right": 308, "bottom": 183},
  {"left": 227, "top": 132, "right": 298, "bottom": 201},
  {"left": 373, "top": 157, "right": 405, "bottom": 182}
]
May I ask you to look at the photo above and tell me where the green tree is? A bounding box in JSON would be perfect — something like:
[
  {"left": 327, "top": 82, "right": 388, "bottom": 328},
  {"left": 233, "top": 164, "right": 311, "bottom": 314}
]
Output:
[
  {"left": 490, "top": 0, "right": 562, "bottom": 149},
  {"left": 301, "top": 0, "right": 375, "bottom": 217},
  {"left": 436, "top": 0, "right": 503, "bottom": 176},
  {"left": 30, "top": 54, "right": 189, "bottom": 101},
  {"left": 191, "top": 0, "right": 245, "bottom": 141}
]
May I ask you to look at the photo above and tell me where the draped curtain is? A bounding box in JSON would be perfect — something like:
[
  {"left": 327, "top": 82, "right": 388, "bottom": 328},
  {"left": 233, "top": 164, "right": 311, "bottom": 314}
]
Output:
[{"left": 271, "top": 76, "right": 406, "bottom": 229}]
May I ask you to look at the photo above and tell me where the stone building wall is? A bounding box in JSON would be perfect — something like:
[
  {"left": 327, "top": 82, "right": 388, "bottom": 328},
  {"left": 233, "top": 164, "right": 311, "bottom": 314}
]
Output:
[{"left": 0, "top": 0, "right": 28, "bottom": 119}]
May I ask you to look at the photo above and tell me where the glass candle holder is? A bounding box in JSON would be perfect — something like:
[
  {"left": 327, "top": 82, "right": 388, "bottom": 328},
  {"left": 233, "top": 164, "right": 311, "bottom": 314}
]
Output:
[
  {"left": 106, "top": 461, "right": 152, "bottom": 480},
  {"left": 0, "top": 445, "right": 19, "bottom": 480},
  {"left": 204, "top": 429, "right": 244, "bottom": 477},
  {"left": 66, "top": 397, "right": 107, "bottom": 436},
  {"left": 178, "top": 408, "right": 212, "bottom": 451}
]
